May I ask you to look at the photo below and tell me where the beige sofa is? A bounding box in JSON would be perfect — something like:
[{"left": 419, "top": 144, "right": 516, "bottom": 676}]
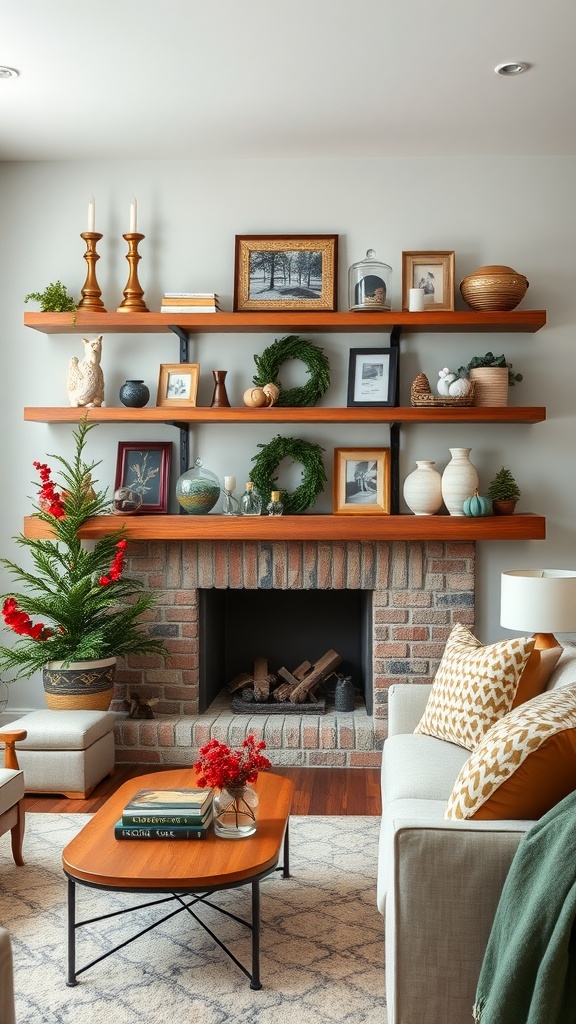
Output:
[{"left": 377, "top": 644, "right": 576, "bottom": 1024}]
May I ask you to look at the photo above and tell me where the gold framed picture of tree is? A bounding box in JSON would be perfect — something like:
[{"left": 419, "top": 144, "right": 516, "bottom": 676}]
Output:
[{"left": 233, "top": 234, "right": 338, "bottom": 311}]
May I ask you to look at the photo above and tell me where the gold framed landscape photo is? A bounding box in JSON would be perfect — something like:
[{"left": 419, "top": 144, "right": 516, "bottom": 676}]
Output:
[
  {"left": 114, "top": 441, "right": 172, "bottom": 514},
  {"left": 333, "top": 448, "right": 391, "bottom": 515},
  {"left": 233, "top": 234, "right": 338, "bottom": 312},
  {"left": 401, "top": 250, "right": 455, "bottom": 312},
  {"left": 156, "top": 363, "right": 200, "bottom": 408}
]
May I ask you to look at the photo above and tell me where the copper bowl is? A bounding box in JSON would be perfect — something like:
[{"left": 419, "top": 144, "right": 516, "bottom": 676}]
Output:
[{"left": 459, "top": 265, "right": 529, "bottom": 312}]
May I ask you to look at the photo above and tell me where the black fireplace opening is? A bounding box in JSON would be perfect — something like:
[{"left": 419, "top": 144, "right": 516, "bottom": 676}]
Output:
[{"left": 199, "top": 588, "right": 373, "bottom": 714}]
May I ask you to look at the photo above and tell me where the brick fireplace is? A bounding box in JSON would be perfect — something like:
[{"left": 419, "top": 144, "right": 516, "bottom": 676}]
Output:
[{"left": 111, "top": 539, "right": 475, "bottom": 767}]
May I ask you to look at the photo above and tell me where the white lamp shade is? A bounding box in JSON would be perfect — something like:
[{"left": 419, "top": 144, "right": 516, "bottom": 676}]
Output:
[{"left": 500, "top": 569, "right": 576, "bottom": 634}]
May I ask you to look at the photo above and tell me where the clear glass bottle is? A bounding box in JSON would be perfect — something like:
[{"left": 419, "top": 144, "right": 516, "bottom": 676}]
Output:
[
  {"left": 348, "top": 248, "right": 392, "bottom": 311},
  {"left": 240, "top": 481, "right": 262, "bottom": 516},
  {"left": 266, "top": 490, "right": 284, "bottom": 516}
]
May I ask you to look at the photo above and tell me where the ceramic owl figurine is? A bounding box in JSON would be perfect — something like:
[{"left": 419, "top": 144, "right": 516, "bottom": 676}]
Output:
[{"left": 67, "top": 336, "right": 105, "bottom": 408}]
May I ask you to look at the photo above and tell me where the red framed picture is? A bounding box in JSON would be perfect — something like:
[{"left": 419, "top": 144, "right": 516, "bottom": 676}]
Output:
[{"left": 114, "top": 441, "right": 172, "bottom": 514}]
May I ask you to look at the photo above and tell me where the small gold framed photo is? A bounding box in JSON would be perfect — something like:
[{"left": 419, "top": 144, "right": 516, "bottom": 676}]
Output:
[
  {"left": 233, "top": 234, "right": 338, "bottom": 312},
  {"left": 401, "top": 251, "right": 455, "bottom": 312},
  {"left": 333, "top": 448, "right": 391, "bottom": 515},
  {"left": 156, "top": 363, "right": 200, "bottom": 408}
]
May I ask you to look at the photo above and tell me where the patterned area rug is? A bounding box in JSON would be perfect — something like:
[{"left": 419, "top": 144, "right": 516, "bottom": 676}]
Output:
[{"left": 1, "top": 814, "right": 386, "bottom": 1024}]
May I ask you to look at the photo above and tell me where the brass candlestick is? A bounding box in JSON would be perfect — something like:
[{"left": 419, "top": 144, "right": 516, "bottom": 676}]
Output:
[
  {"left": 117, "top": 232, "right": 149, "bottom": 313},
  {"left": 78, "top": 232, "right": 106, "bottom": 311}
]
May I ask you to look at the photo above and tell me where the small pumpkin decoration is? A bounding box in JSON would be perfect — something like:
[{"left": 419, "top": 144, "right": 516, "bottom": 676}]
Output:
[
  {"left": 243, "top": 387, "right": 268, "bottom": 408},
  {"left": 463, "top": 489, "right": 492, "bottom": 517}
]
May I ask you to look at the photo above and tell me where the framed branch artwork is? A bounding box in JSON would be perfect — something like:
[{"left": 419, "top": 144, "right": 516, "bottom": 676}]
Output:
[
  {"left": 347, "top": 347, "right": 398, "bottom": 407},
  {"left": 401, "top": 251, "right": 455, "bottom": 312},
  {"left": 156, "top": 363, "right": 200, "bottom": 408},
  {"left": 233, "top": 234, "right": 338, "bottom": 311},
  {"left": 333, "top": 448, "right": 391, "bottom": 515},
  {"left": 114, "top": 441, "right": 172, "bottom": 514}
]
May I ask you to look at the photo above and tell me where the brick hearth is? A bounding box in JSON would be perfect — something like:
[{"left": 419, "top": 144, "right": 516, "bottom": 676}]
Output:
[{"left": 111, "top": 539, "right": 475, "bottom": 767}]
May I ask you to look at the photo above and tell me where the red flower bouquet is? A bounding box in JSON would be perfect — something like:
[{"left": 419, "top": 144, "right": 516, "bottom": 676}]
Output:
[
  {"left": 196, "top": 736, "right": 271, "bottom": 837},
  {"left": 194, "top": 735, "right": 271, "bottom": 791}
]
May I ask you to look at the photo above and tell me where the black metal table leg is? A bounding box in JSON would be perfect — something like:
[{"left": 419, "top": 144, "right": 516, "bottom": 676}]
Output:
[
  {"left": 282, "top": 820, "right": 291, "bottom": 878},
  {"left": 250, "top": 881, "right": 261, "bottom": 990},
  {"left": 66, "top": 877, "right": 77, "bottom": 987}
]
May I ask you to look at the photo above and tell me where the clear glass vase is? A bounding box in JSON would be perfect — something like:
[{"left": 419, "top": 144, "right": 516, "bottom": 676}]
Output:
[{"left": 213, "top": 785, "right": 259, "bottom": 838}]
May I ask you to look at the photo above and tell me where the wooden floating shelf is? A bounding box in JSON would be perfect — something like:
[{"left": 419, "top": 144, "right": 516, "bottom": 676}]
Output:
[
  {"left": 24, "top": 513, "right": 546, "bottom": 543},
  {"left": 23, "top": 309, "right": 547, "bottom": 335},
  {"left": 24, "top": 406, "right": 546, "bottom": 424}
]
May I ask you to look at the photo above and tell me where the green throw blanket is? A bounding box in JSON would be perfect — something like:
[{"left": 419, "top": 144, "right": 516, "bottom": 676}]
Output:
[{"left": 474, "top": 789, "right": 576, "bottom": 1024}]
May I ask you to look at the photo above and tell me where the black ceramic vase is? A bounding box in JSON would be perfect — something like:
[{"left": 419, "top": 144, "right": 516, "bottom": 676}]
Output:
[{"left": 119, "top": 379, "right": 150, "bottom": 408}]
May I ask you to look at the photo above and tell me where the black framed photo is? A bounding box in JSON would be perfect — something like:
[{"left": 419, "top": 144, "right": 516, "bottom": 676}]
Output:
[
  {"left": 233, "top": 234, "right": 338, "bottom": 311},
  {"left": 114, "top": 441, "right": 172, "bottom": 514},
  {"left": 347, "top": 347, "right": 398, "bottom": 407}
]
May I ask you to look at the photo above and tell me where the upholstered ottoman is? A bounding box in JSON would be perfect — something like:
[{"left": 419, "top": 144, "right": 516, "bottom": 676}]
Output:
[{"left": 8, "top": 710, "right": 116, "bottom": 799}]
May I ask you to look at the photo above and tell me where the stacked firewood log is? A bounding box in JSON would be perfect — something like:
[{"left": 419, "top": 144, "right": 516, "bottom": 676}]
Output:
[{"left": 229, "top": 650, "right": 342, "bottom": 705}]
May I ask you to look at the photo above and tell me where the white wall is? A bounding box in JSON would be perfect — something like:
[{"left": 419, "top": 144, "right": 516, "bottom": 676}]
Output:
[{"left": 1, "top": 156, "right": 575, "bottom": 712}]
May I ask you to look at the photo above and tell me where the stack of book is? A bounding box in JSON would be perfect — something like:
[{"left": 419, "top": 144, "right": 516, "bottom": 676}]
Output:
[
  {"left": 114, "top": 786, "right": 214, "bottom": 841},
  {"left": 160, "top": 292, "right": 220, "bottom": 313}
]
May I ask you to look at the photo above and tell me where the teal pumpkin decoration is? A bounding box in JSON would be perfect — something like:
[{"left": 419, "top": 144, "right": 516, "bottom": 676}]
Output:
[{"left": 463, "top": 489, "right": 492, "bottom": 517}]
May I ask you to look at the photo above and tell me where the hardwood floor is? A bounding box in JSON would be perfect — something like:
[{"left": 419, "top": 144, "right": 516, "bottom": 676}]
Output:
[{"left": 24, "top": 766, "right": 382, "bottom": 816}]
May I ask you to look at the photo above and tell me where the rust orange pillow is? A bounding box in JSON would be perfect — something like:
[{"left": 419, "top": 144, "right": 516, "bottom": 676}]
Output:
[
  {"left": 511, "top": 644, "right": 562, "bottom": 709},
  {"left": 446, "top": 687, "right": 576, "bottom": 820}
]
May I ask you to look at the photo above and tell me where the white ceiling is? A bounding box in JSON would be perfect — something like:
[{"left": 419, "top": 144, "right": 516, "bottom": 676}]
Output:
[{"left": 1, "top": 0, "right": 575, "bottom": 162}]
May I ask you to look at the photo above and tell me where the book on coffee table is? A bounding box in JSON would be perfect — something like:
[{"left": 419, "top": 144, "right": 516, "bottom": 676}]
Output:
[
  {"left": 123, "top": 787, "right": 213, "bottom": 812},
  {"left": 114, "top": 813, "right": 212, "bottom": 841},
  {"left": 121, "top": 802, "right": 213, "bottom": 827}
]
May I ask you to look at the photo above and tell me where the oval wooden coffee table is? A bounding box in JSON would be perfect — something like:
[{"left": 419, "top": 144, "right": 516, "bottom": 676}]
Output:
[{"left": 62, "top": 769, "right": 293, "bottom": 989}]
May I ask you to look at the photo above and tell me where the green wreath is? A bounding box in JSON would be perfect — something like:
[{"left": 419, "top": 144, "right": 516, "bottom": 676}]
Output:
[
  {"left": 252, "top": 334, "right": 331, "bottom": 407},
  {"left": 249, "top": 435, "right": 327, "bottom": 514}
]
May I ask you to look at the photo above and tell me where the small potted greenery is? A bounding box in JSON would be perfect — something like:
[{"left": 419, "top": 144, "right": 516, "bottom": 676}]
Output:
[
  {"left": 0, "top": 419, "right": 168, "bottom": 708},
  {"left": 487, "top": 466, "right": 521, "bottom": 515},
  {"left": 24, "top": 281, "right": 76, "bottom": 312},
  {"left": 457, "top": 352, "right": 522, "bottom": 407}
]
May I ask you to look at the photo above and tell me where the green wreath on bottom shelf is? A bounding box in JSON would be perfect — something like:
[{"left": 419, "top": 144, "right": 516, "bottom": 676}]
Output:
[{"left": 249, "top": 435, "right": 327, "bottom": 514}]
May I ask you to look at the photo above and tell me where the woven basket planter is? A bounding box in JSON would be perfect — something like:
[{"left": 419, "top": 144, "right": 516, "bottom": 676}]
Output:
[
  {"left": 42, "top": 657, "right": 117, "bottom": 710},
  {"left": 468, "top": 367, "right": 509, "bottom": 406}
]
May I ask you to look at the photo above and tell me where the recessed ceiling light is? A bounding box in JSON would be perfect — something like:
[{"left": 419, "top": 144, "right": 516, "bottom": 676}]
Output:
[
  {"left": 495, "top": 62, "right": 529, "bottom": 76},
  {"left": 0, "top": 66, "right": 19, "bottom": 79}
]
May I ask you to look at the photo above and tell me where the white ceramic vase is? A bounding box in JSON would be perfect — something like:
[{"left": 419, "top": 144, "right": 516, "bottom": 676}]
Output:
[
  {"left": 441, "top": 448, "right": 479, "bottom": 516},
  {"left": 403, "top": 460, "right": 443, "bottom": 515}
]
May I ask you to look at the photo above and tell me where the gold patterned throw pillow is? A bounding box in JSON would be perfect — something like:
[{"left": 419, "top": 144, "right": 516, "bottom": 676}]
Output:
[
  {"left": 414, "top": 623, "right": 535, "bottom": 751},
  {"left": 446, "top": 687, "right": 576, "bottom": 819}
]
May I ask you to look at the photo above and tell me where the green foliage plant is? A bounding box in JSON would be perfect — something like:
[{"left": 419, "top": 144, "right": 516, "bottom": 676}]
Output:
[
  {"left": 487, "top": 467, "right": 521, "bottom": 502},
  {"left": 458, "top": 351, "right": 523, "bottom": 386},
  {"left": 0, "top": 418, "right": 168, "bottom": 680},
  {"left": 24, "top": 280, "right": 77, "bottom": 312}
]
